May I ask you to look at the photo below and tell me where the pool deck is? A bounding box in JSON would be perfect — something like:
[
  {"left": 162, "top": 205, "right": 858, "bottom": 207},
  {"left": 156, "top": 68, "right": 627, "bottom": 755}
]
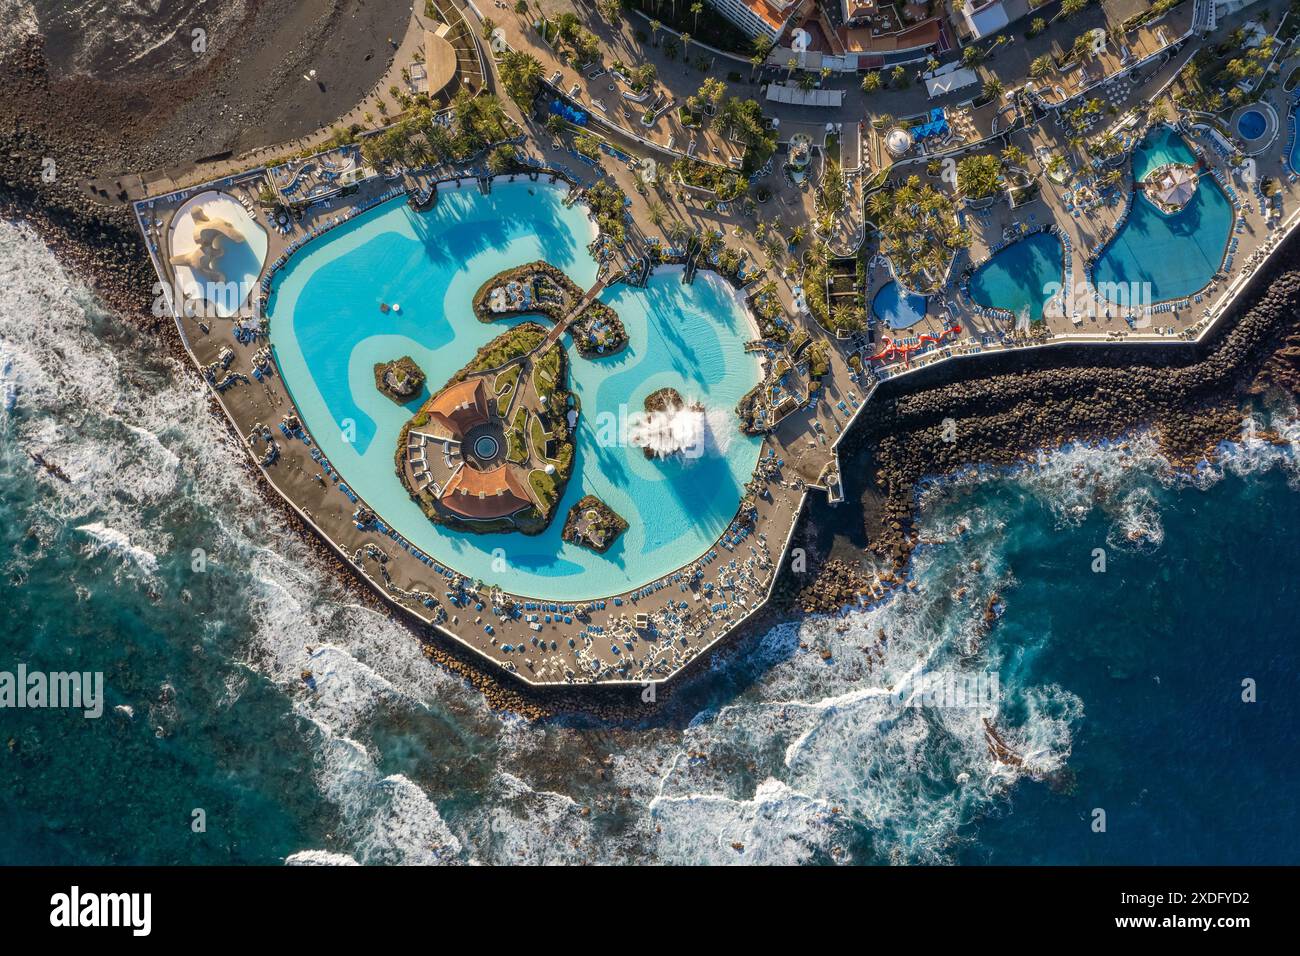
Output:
[
  {"left": 130, "top": 0, "right": 1300, "bottom": 690},
  {"left": 140, "top": 167, "right": 839, "bottom": 686}
]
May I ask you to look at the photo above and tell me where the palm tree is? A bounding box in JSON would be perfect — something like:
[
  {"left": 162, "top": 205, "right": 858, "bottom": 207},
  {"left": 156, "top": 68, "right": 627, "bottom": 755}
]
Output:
[
  {"left": 867, "top": 190, "right": 891, "bottom": 220},
  {"left": 832, "top": 302, "right": 861, "bottom": 332},
  {"left": 1000, "top": 144, "right": 1028, "bottom": 170},
  {"left": 499, "top": 49, "right": 544, "bottom": 108},
  {"left": 681, "top": 33, "right": 692, "bottom": 72},
  {"left": 649, "top": 18, "right": 661, "bottom": 46},
  {"left": 956, "top": 154, "right": 1001, "bottom": 200},
  {"left": 750, "top": 36, "right": 773, "bottom": 82},
  {"left": 691, "top": 2, "right": 703, "bottom": 32}
]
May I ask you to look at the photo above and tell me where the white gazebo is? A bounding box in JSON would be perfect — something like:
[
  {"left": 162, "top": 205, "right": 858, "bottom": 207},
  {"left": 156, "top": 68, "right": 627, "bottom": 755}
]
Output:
[
  {"left": 1149, "top": 165, "right": 1197, "bottom": 210},
  {"left": 885, "top": 127, "right": 913, "bottom": 157}
]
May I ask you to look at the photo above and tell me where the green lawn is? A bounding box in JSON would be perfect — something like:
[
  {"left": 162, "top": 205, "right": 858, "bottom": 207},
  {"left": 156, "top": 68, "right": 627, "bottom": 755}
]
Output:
[
  {"left": 529, "top": 469, "right": 558, "bottom": 510},
  {"left": 494, "top": 363, "right": 522, "bottom": 416},
  {"left": 506, "top": 408, "right": 529, "bottom": 463},
  {"left": 530, "top": 414, "right": 551, "bottom": 460}
]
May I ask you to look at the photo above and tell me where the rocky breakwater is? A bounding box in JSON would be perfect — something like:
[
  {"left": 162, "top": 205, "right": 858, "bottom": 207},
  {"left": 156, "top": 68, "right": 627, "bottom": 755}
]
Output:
[
  {"left": 0, "top": 42, "right": 160, "bottom": 335},
  {"left": 813, "top": 236, "right": 1300, "bottom": 594}
]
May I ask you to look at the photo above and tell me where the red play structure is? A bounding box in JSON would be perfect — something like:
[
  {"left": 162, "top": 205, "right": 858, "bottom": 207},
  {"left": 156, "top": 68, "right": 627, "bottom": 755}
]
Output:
[{"left": 868, "top": 324, "right": 962, "bottom": 365}]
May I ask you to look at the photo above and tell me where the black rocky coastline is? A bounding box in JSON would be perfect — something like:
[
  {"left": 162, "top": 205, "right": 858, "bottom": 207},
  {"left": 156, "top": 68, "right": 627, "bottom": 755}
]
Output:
[
  {"left": 6, "top": 30, "right": 1300, "bottom": 714},
  {"left": 9, "top": 150, "right": 1300, "bottom": 713}
]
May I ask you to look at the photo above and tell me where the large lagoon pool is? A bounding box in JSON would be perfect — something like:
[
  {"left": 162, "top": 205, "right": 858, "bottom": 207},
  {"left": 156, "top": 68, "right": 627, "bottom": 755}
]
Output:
[
  {"left": 268, "top": 182, "right": 763, "bottom": 599},
  {"left": 968, "top": 231, "right": 1063, "bottom": 322},
  {"left": 1093, "top": 127, "right": 1232, "bottom": 304}
]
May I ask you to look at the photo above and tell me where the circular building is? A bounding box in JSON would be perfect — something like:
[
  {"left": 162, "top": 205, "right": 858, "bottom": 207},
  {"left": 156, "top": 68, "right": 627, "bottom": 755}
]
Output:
[
  {"left": 885, "top": 127, "right": 913, "bottom": 158},
  {"left": 416, "top": 378, "right": 533, "bottom": 521}
]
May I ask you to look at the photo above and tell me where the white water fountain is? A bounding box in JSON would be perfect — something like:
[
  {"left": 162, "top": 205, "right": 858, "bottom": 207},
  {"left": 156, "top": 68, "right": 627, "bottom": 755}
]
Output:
[{"left": 628, "top": 402, "right": 731, "bottom": 460}]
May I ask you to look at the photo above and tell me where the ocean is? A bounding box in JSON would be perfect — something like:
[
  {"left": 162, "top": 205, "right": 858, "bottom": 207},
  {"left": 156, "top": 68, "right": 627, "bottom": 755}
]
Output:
[{"left": 1, "top": 217, "right": 1297, "bottom": 865}]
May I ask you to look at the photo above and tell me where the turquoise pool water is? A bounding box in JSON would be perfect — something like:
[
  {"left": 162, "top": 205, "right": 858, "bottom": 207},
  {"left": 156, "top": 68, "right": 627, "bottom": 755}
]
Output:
[
  {"left": 1130, "top": 124, "right": 1197, "bottom": 184},
  {"left": 267, "top": 182, "right": 762, "bottom": 599},
  {"left": 872, "top": 281, "right": 927, "bottom": 329},
  {"left": 1092, "top": 129, "right": 1232, "bottom": 304},
  {"left": 967, "top": 231, "right": 1063, "bottom": 322},
  {"left": 1290, "top": 112, "right": 1300, "bottom": 174}
]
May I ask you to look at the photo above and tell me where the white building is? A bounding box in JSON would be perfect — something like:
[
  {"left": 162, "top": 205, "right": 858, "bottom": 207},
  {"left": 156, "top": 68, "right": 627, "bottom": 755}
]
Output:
[
  {"left": 960, "top": 0, "right": 1012, "bottom": 40},
  {"left": 709, "top": 0, "right": 796, "bottom": 41}
]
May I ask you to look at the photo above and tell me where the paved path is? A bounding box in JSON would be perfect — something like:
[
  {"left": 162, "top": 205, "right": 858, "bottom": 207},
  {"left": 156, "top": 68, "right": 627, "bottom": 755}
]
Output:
[{"left": 543, "top": 273, "right": 615, "bottom": 348}]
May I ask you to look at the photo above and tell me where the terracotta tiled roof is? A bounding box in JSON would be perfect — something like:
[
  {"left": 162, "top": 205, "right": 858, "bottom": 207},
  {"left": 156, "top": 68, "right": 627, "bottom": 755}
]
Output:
[
  {"left": 747, "top": 0, "right": 789, "bottom": 32},
  {"left": 440, "top": 464, "right": 534, "bottom": 519},
  {"left": 840, "top": 18, "right": 938, "bottom": 53},
  {"left": 427, "top": 378, "right": 489, "bottom": 436}
]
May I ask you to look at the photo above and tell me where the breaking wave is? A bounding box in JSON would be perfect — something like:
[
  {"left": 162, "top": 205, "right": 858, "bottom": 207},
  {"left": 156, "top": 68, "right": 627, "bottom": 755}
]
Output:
[{"left": 4, "top": 216, "right": 1297, "bottom": 864}]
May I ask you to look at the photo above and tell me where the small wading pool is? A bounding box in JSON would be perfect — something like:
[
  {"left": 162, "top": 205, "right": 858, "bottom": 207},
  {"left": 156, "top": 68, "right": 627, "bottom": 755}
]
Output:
[
  {"left": 1238, "top": 109, "right": 1267, "bottom": 141},
  {"left": 872, "top": 281, "right": 928, "bottom": 329}
]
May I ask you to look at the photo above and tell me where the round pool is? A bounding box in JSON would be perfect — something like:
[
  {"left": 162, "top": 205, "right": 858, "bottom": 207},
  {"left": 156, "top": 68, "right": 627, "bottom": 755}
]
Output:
[
  {"left": 872, "top": 281, "right": 928, "bottom": 330},
  {"left": 1238, "top": 109, "right": 1267, "bottom": 141},
  {"left": 473, "top": 435, "right": 499, "bottom": 460}
]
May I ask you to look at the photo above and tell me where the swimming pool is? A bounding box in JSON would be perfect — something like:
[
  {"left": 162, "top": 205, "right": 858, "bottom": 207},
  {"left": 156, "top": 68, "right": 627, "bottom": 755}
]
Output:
[
  {"left": 169, "top": 190, "right": 268, "bottom": 316},
  {"left": 872, "top": 281, "right": 928, "bottom": 329},
  {"left": 1290, "top": 111, "right": 1300, "bottom": 175},
  {"left": 267, "top": 182, "right": 763, "bottom": 600},
  {"left": 1238, "top": 109, "right": 1267, "bottom": 141},
  {"left": 1093, "top": 129, "right": 1232, "bottom": 304},
  {"left": 967, "top": 231, "right": 1063, "bottom": 323},
  {"left": 1130, "top": 124, "right": 1198, "bottom": 184}
]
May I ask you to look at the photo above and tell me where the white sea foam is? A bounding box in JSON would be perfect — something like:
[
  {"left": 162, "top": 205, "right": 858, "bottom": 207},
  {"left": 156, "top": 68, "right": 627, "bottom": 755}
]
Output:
[
  {"left": 284, "top": 849, "right": 360, "bottom": 866},
  {"left": 651, "top": 778, "right": 845, "bottom": 864},
  {"left": 0, "top": 217, "right": 1088, "bottom": 865},
  {"left": 6, "top": 215, "right": 1295, "bottom": 865},
  {"left": 0, "top": 1, "right": 38, "bottom": 60},
  {"left": 75, "top": 521, "right": 159, "bottom": 574},
  {"left": 1, "top": 219, "right": 476, "bottom": 865}
]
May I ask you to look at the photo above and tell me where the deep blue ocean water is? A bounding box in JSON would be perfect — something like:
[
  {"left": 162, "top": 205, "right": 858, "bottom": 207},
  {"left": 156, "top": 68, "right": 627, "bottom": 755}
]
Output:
[{"left": 1, "top": 219, "right": 1297, "bottom": 865}]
